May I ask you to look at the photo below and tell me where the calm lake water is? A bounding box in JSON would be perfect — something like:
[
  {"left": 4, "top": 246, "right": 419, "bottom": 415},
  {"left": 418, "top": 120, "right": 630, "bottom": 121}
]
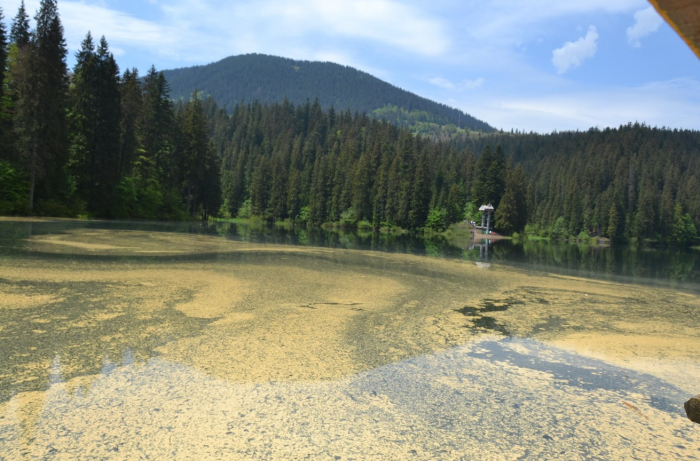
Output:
[
  {"left": 4, "top": 218, "right": 699, "bottom": 288},
  {"left": 0, "top": 218, "right": 698, "bottom": 459}
]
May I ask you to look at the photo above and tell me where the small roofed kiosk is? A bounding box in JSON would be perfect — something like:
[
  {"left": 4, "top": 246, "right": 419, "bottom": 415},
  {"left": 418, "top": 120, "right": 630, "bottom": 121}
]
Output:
[
  {"left": 649, "top": 0, "right": 700, "bottom": 59},
  {"left": 478, "top": 203, "right": 495, "bottom": 234}
]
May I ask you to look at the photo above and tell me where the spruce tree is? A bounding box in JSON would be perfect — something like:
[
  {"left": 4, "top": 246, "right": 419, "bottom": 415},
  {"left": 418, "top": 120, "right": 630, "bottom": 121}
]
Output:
[
  {"left": 119, "top": 68, "right": 143, "bottom": 179},
  {"left": 495, "top": 164, "right": 528, "bottom": 234},
  {"left": 472, "top": 145, "right": 506, "bottom": 208},
  {"left": 176, "top": 94, "right": 220, "bottom": 218},
  {"left": 607, "top": 203, "right": 621, "bottom": 243},
  {"left": 0, "top": 7, "right": 7, "bottom": 96},
  {"left": 143, "top": 66, "right": 174, "bottom": 183},
  {"left": 69, "top": 32, "right": 97, "bottom": 199},
  {"left": 0, "top": 7, "right": 8, "bottom": 151},
  {"left": 19, "top": 0, "right": 69, "bottom": 212},
  {"left": 93, "top": 36, "right": 121, "bottom": 214},
  {"left": 495, "top": 184, "right": 518, "bottom": 235},
  {"left": 69, "top": 33, "right": 122, "bottom": 215},
  {"left": 669, "top": 204, "right": 697, "bottom": 246},
  {"left": 10, "top": 1, "right": 30, "bottom": 47}
]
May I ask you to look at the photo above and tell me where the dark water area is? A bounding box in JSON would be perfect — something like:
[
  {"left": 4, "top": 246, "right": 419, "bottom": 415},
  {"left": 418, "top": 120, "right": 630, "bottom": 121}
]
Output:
[{"left": 2, "top": 219, "right": 698, "bottom": 292}]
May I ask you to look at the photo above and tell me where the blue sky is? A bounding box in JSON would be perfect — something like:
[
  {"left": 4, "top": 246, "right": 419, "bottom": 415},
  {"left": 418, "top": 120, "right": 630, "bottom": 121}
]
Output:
[{"left": 2, "top": 0, "right": 699, "bottom": 132}]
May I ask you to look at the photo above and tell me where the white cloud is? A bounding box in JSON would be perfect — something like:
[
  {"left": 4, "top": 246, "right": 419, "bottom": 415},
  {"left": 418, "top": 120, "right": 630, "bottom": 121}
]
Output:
[
  {"left": 626, "top": 7, "right": 663, "bottom": 47},
  {"left": 464, "top": 78, "right": 700, "bottom": 133},
  {"left": 429, "top": 77, "right": 455, "bottom": 89},
  {"left": 152, "top": 0, "right": 449, "bottom": 62},
  {"left": 463, "top": 77, "right": 485, "bottom": 89},
  {"left": 59, "top": 3, "right": 168, "bottom": 51},
  {"left": 465, "top": 0, "right": 645, "bottom": 42},
  {"left": 429, "top": 76, "right": 484, "bottom": 90},
  {"left": 2, "top": 0, "right": 447, "bottom": 70},
  {"left": 552, "top": 26, "right": 599, "bottom": 74}
]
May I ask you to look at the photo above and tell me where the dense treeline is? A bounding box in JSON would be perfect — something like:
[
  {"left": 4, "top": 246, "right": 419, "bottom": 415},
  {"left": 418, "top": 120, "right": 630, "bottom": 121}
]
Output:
[
  {"left": 0, "top": 2, "right": 697, "bottom": 247},
  {"left": 209, "top": 98, "right": 498, "bottom": 231},
  {"left": 455, "top": 127, "right": 700, "bottom": 244},
  {"left": 205, "top": 96, "right": 697, "bottom": 245},
  {"left": 0, "top": 1, "right": 220, "bottom": 220},
  {"left": 160, "top": 53, "right": 494, "bottom": 133}
]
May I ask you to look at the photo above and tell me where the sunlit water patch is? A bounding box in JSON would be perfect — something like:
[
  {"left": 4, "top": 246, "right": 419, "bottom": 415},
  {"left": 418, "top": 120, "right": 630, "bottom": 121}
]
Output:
[
  {"left": 0, "top": 219, "right": 698, "bottom": 459},
  {"left": 0, "top": 339, "right": 697, "bottom": 460}
]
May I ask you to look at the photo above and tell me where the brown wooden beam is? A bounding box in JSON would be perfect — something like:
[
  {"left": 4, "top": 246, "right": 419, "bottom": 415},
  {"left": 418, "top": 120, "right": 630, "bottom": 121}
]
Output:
[{"left": 649, "top": 0, "right": 700, "bottom": 59}]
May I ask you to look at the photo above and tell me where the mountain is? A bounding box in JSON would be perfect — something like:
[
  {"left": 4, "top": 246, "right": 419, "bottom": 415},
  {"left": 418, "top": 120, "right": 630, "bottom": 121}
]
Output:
[{"left": 161, "top": 53, "right": 495, "bottom": 134}]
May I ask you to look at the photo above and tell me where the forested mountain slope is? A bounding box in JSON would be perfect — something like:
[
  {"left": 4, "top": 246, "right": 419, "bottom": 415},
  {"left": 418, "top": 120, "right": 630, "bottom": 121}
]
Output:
[
  {"left": 206, "top": 96, "right": 699, "bottom": 244},
  {"left": 161, "top": 53, "right": 494, "bottom": 134},
  {"left": 454, "top": 125, "right": 700, "bottom": 241}
]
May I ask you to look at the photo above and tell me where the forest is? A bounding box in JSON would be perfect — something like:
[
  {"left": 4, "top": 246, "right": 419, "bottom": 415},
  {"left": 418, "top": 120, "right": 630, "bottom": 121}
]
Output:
[
  {"left": 160, "top": 53, "right": 494, "bottom": 134},
  {"left": 0, "top": 1, "right": 698, "bottom": 246}
]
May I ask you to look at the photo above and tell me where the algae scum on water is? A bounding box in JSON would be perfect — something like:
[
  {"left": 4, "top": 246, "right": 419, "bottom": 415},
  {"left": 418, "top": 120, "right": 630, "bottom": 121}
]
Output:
[{"left": 0, "top": 219, "right": 699, "bottom": 460}]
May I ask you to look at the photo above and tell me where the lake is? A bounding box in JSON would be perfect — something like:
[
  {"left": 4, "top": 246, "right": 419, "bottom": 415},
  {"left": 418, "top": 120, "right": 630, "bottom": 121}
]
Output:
[{"left": 0, "top": 218, "right": 698, "bottom": 459}]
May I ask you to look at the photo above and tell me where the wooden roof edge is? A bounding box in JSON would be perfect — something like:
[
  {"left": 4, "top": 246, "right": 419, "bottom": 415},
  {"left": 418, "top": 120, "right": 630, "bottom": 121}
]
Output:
[{"left": 648, "top": 0, "right": 700, "bottom": 59}]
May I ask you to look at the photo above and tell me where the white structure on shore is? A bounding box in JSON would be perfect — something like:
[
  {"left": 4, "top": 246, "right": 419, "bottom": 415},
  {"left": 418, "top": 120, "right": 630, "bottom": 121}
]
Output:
[{"left": 478, "top": 203, "right": 495, "bottom": 234}]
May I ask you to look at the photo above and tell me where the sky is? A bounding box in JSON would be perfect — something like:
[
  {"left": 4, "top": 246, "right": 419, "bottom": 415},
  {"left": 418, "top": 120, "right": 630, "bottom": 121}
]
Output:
[{"left": 1, "top": 0, "right": 699, "bottom": 133}]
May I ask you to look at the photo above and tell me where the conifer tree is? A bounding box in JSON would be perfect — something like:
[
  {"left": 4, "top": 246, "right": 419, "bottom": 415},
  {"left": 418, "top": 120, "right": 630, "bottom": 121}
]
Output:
[
  {"left": 495, "top": 164, "right": 528, "bottom": 234},
  {"left": 634, "top": 184, "right": 656, "bottom": 240},
  {"left": 0, "top": 7, "right": 8, "bottom": 151},
  {"left": 143, "top": 66, "right": 174, "bottom": 183},
  {"left": 0, "top": 7, "right": 7, "bottom": 97},
  {"left": 70, "top": 34, "right": 121, "bottom": 215},
  {"left": 472, "top": 145, "right": 506, "bottom": 208},
  {"left": 17, "top": 0, "right": 69, "bottom": 212},
  {"left": 446, "top": 184, "right": 463, "bottom": 224},
  {"left": 669, "top": 204, "right": 697, "bottom": 246},
  {"left": 268, "top": 154, "right": 288, "bottom": 220},
  {"left": 176, "top": 94, "right": 220, "bottom": 218},
  {"left": 119, "top": 68, "right": 143, "bottom": 178},
  {"left": 607, "top": 202, "right": 621, "bottom": 243},
  {"left": 10, "top": 1, "right": 30, "bottom": 47}
]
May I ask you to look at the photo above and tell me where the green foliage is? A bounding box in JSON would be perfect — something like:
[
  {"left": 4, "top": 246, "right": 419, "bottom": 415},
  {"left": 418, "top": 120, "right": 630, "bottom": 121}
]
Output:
[
  {"left": 607, "top": 203, "right": 623, "bottom": 243},
  {"left": 357, "top": 220, "right": 373, "bottom": 230},
  {"left": 669, "top": 204, "right": 697, "bottom": 246},
  {"left": 495, "top": 186, "right": 518, "bottom": 235},
  {"left": 425, "top": 208, "right": 448, "bottom": 232},
  {"left": 69, "top": 33, "right": 122, "bottom": 216},
  {"left": 524, "top": 223, "right": 539, "bottom": 236},
  {"left": 10, "top": 1, "right": 31, "bottom": 47},
  {"left": 550, "top": 217, "right": 567, "bottom": 239},
  {"left": 464, "top": 202, "right": 480, "bottom": 223},
  {"left": 0, "top": 8, "right": 7, "bottom": 118},
  {"left": 472, "top": 145, "right": 506, "bottom": 208},
  {"left": 0, "top": 160, "right": 27, "bottom": 214},
  {"left": 237, "top": 199, "right": 252, "bottom": 219},
  {"left": 113, "top": 170, "right": 164, "bottom": 219},
  {"left": 296, "top": 206, "right": 311, "bottom": 225},
  {"left": 445, "top": 184, "right": 464, "bottom": 224},
  {"left": 459, "top": 124, "right": 700, "bottom": 244},
  {"left": 176, "top": 93, "right": 222, "bottom": 219},
  {"left": 339, "top": 207, "right": 357, "bottom": 227},
  {"left": 495, "top": 164, "right": 528, "bottom": 235}
]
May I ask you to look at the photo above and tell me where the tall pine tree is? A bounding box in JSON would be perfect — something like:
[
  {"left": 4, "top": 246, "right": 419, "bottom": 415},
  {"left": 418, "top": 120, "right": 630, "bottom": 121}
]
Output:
[
  {"left": 19, "top": 0, "right": 69, "bottom": 212},
  {"left": 10, "top": 1, "right": 31, "bottom": 47},
  {"left": 69, "top": 34, "right": 121, "bottom": 215}
]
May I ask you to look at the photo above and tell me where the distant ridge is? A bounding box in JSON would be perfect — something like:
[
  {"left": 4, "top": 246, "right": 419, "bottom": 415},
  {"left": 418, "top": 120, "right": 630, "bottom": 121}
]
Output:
[{"left": 161, "top": 53, "right": 495, "bottom": 133}]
